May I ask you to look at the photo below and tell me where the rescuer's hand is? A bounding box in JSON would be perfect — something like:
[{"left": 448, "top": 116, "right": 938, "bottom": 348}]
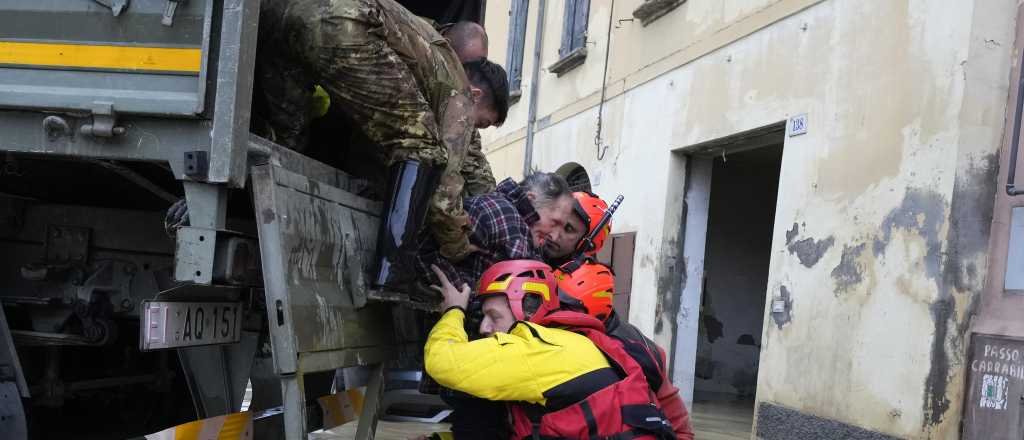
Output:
[{"left": 430, "top": 264, "right": 470, "bottom": 311}]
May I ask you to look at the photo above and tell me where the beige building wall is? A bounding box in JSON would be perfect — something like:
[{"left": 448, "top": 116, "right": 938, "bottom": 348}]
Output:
[{"left": 480, "top": 0, "right": 1018, "bottom": 438}]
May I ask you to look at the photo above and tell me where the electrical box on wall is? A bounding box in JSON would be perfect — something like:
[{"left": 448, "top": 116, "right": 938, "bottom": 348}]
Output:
[{"left": 963, "top": 333, "right": 1024, "bottom": 439}]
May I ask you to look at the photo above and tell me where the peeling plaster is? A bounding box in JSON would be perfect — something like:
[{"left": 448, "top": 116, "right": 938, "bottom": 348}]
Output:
[
  {"left": 922, "top": 154, "right": 998, "bottom": 428},
  {"left": 869, "top": 188, "right": 949, "bottom": 427},
  {"left": 785, "top": 222, "right": 801, "bottom": 244},
  {"left": 831, "top": 243, "right": 867, "bottom": 295},
  {"left": 872, "top": 188, "right": 946, "bottom": 280},
  {"left": 655, "top": 242, "right": 685, "bottom": 335},
  {"left": 860, "top": 155, "right": 997, "bottom": 429},
  {"left": 943, "top": 155, "right": 999, "bottom": 293},
  {"left": 785, "top": 223, "right": 835, "bottom": 268}
]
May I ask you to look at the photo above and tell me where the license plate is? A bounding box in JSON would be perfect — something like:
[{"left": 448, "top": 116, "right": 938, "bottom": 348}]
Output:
[{"left": 141, "top": 301, "right": 243, "bottom": 350}]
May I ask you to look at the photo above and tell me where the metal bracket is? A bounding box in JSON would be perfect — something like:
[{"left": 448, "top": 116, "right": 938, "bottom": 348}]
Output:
[
  {"left": 174, "top": 228, "right": 263, "bottom": 286},
  {"left": 161, "top": 0, "right": 187, "bottom": 26},
  {"left": 92, "top": 0, "right": 129, "bottom": 17},
  {"left": 174, "top": 226, "right": 217, "bottom": 284},
  {"left": 79, "top": 102, "right": 125, "bottom": 138},
  {"left": 184, "top": 151, "right": 209, "bottom": 180},
  {"left": 44, "top": 225, "right": 91, "bottom": 264}
]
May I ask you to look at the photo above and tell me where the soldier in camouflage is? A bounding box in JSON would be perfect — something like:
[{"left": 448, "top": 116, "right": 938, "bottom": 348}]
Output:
[
  {"left": 431, "top": 21, "right": 497, "bottom": 196},
  {"left": 255, "top": 0, "right": 509, "bottom": 290}
]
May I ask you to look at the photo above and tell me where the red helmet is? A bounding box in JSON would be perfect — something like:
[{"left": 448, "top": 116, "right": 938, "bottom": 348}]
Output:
[
  {"left": 572, "top": 192, "right": 611, "bottom": 256},
  {"left": 477, "top": 260, "right": 559, "bottom": 324},
  {"left": 556, "top": 261, "right": 615, "bottom": 322}
]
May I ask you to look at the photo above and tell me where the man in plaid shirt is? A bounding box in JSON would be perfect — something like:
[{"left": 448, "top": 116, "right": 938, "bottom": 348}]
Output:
[{"left": 416, "top": 172, "right": 576, "bottom": 291}]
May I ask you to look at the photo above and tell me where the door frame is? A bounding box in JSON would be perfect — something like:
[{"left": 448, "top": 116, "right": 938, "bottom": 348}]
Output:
[{"left": 668, "top": 124, "right": 786, "bottom": 406}]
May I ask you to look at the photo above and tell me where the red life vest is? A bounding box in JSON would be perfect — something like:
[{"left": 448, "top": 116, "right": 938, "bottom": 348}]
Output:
[{"left": 510, "top": 311, "right": 676, "bottom": 440}]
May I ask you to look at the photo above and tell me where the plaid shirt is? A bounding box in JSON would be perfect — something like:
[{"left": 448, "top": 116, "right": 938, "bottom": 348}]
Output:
[{"left": 418, "top": 178, "right": 541, "bottom": 288}]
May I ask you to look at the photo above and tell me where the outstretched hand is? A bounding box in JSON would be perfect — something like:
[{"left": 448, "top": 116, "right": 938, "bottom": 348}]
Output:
[{"left": 430, "top": 264, "right": 470, "bottom": 311}]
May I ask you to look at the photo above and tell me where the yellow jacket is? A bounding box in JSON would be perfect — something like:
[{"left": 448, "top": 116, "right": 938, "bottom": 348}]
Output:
[{"left": 424, "top": 308, "right": 611, "bottom": 405}]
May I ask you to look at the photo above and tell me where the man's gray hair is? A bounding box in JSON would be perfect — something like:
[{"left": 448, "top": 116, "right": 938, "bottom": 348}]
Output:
[{"left": 519, "top": 172, "right": 571, "bottom": 209}]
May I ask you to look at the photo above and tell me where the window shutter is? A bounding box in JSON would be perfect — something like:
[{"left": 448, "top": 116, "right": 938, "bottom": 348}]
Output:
[
  {"left": 596, "top": 232, "right": 636, "bottom": 320},
  {"left": 506, "top": 2, "right": 518, "bottom": 74},
  {"left": 559, "top": 0, "right": 577, "bottom": 58},
  {"left": 571, "top": 0, "right": 591, "bottom": 52},
  {"left": 505, "top": 0, "right": 528, "bottom": 91},
  {"left": 512, "top": 0, "right": 528, "bottom": 90},
  {"left": 611, "top": 233, "right": 635, "bottom": 298}
]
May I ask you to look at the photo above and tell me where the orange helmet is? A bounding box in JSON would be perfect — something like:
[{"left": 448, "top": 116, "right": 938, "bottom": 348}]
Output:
[
  {"left": 477, "top": 260, "right": 559, "bottom": 323},
  {"left": 556, "top": 261, "right": 615, "bottom": 322},
  {"left": 572, "top": 192, "right": 611, "bottom": 256}
]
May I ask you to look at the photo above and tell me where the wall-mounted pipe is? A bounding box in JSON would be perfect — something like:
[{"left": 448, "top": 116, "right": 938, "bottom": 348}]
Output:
[
  {"left": 595, "top": 0, "right": 616, "bottom": 161},
  {"left": 1007, "top": 48, "right": 1024, "bottom": 196},
  {"left": 523, "top": 0, "right": 547, "bottom": 176}
]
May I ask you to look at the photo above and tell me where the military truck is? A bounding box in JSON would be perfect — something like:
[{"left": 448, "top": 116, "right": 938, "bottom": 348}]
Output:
[{"left": 0, "top": 1, "right": 483, "bottom": 438}]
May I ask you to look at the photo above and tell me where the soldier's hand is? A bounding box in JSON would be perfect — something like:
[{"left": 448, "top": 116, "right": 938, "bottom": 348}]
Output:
[
  {"left": 430, "top": 264, "right": 470, "bottom": 311},
  {"left": 164, "top": 198, "right": 190, "bottom": 237}
]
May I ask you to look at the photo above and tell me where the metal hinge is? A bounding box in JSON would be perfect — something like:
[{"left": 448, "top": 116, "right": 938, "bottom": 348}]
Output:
[
  {"left": 92, "top": 0, "right": 130, "bottom": 17},
  {"left": 79, "top": 102, "right": 125, "bottom": 138}
]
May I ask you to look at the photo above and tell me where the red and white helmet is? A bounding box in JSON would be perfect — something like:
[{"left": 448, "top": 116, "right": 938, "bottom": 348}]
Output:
[{"left": 477, "top": 260, "right": 560, "bottom": 323}]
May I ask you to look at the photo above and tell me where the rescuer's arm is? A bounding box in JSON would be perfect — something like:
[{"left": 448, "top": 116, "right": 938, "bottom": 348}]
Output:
[{"left": 424, "top": 266, "right": 546, "bottom": 403}]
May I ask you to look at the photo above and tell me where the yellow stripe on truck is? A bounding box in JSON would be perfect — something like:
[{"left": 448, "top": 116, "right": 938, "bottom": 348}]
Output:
[{"left": 0, "top": 41, "right": 201, "bottom": 73}]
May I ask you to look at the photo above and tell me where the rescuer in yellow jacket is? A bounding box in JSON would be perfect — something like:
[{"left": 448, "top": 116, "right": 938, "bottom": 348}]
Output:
[{"left": 424, "top": 260, "right": 615, "bottom": 407}]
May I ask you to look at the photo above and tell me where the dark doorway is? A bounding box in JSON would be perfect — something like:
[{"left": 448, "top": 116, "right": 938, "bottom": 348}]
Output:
[{"left": 686, "top": 140, "right": 783, "bottom": 438}]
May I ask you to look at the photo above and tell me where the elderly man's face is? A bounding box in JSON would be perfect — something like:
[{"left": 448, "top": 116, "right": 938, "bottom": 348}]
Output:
[
  {"left": 528, "top": 195, "right": 575, "bottom": 251},
  {"left": 543, "top": 209, "right": 586, "bottom": 260}
]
